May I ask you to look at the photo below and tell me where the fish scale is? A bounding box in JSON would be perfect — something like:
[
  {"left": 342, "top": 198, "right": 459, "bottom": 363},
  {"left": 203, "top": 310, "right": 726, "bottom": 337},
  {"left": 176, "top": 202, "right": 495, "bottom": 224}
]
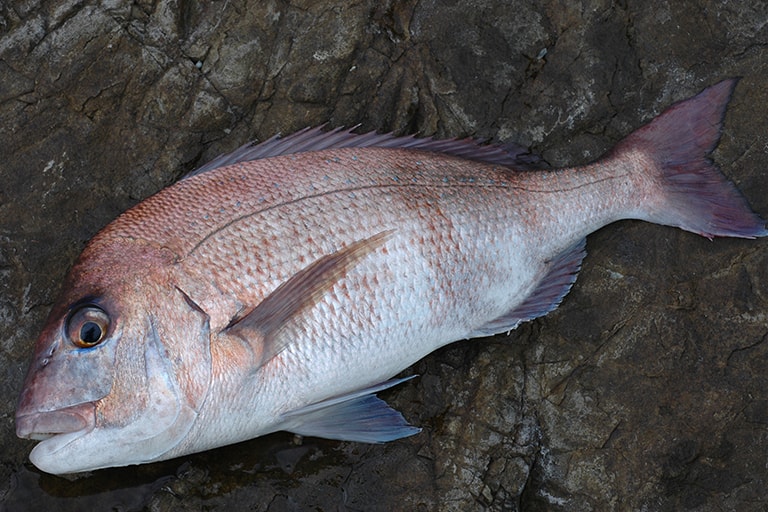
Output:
[
  {"left": 16, "top": 79, "right": 768, "bottom": 474},
  {"left": 173, "top": 149, "right": 526, "bottom": 327}
]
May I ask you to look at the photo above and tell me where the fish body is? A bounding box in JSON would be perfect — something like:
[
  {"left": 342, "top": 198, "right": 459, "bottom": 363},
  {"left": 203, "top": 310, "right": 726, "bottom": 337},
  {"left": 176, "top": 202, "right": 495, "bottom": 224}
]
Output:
[{"left": 16, "top": 79, "right": 767, "bottom": 474}]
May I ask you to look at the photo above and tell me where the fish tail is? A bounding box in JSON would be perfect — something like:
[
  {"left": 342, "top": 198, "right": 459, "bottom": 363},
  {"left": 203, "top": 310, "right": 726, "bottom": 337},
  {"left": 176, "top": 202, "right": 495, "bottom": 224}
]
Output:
[{"left": 614, "top": 78, "right": 767, "bottom": 239}]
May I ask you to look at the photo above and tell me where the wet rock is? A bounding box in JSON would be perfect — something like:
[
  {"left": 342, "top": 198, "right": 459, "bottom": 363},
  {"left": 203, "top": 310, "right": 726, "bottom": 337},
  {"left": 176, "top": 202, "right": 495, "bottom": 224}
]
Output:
[{"left": 2, "top": 0, "right": 768, "bottom": 510}]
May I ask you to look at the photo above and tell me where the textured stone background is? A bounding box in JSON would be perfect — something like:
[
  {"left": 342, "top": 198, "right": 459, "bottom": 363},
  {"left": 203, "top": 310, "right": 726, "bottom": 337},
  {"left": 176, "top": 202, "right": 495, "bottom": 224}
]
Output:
[{"left": 2, "top": 1, "right": 768, "bottom": 510}]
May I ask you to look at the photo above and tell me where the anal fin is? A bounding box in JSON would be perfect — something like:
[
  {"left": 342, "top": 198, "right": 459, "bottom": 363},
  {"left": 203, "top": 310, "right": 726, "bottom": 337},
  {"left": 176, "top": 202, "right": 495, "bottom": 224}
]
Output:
[
  {"left": 279, "top": 377, "right": 421, "bottom": 443},
  {"left": 468, "top": 239, "right": 587, "bottom": 337}
]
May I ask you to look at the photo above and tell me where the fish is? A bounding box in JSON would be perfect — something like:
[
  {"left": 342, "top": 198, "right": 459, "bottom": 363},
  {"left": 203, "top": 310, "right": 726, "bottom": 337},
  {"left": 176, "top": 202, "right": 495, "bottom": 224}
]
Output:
[{"left": 15, "top": 79, "right": 766, "bottom": 475}]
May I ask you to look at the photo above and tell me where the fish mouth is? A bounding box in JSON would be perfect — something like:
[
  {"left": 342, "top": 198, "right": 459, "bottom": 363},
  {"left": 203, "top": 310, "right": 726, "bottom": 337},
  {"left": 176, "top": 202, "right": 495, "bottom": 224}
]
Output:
[{"left": 16, "top": 402, "right": 95, "bottom": 441}]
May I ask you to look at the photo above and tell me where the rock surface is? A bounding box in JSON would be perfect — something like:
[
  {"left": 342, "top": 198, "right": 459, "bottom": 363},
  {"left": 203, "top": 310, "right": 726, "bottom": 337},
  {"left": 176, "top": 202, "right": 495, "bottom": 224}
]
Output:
[{"left": 2, "top": 0, "right": 768, "bottom": 510}]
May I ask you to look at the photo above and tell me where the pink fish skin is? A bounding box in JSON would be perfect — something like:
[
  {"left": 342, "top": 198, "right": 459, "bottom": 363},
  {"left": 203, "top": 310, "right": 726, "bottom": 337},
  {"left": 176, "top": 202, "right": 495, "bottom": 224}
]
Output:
[{"left": 16, "top": 79, "right": 766, "bottom": 474}]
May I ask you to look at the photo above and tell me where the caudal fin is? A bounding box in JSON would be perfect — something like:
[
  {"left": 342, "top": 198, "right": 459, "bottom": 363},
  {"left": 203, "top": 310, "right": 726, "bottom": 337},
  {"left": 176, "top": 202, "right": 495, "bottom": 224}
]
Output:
[{"left": 614, "top": 78, "right": 767, "bottom": 239}]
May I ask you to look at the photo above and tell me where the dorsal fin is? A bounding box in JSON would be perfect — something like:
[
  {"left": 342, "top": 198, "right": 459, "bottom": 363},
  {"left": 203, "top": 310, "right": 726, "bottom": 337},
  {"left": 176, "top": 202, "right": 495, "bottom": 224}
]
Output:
[
  {"left": 186, "top": 126, "right": 543, "bottom": 178},
  {"left": 225, "top": 231, "right": 394, "bottom": 367}
]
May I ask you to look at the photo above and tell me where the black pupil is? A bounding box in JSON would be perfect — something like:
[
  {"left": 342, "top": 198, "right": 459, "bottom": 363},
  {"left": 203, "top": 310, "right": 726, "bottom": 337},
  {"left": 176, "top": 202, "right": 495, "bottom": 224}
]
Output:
[{"left": 80, "top": 321, "right": 102, "bottom": 344}]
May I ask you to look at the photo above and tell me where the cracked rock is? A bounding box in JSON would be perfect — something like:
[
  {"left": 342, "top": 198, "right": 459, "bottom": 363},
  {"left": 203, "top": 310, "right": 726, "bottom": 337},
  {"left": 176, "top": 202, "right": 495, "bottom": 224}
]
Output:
[{"left": 2, "top": 0, "right": 768, "bottom": 510}]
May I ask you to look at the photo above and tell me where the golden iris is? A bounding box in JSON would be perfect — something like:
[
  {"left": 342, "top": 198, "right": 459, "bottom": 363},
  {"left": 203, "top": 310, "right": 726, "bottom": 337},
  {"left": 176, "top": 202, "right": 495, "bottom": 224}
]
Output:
[{"left": 66, "top": 305, "right": 110, "bottom": 348}]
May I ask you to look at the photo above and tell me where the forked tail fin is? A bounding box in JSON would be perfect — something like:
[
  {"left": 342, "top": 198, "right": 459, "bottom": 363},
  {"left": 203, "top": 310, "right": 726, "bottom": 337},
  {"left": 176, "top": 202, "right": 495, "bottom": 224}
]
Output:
[{"left": 613, "top": 78, "right": 767, "bottom": 239}]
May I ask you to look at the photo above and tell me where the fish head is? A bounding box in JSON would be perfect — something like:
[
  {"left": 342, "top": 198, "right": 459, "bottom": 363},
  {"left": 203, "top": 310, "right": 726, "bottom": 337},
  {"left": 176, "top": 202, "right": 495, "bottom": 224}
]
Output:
[{"left": 16, "top": 239, "right": 212, "bottom": 474}]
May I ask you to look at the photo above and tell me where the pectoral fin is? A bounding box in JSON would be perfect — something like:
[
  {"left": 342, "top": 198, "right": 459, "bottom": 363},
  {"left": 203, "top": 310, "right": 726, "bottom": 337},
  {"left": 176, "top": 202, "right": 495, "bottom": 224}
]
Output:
[
  {"left": 279, "top": 376, "right": 421, "bottom": 443},
  {"left": 225, "top": 230, "right": 394, "bottom": 366}
]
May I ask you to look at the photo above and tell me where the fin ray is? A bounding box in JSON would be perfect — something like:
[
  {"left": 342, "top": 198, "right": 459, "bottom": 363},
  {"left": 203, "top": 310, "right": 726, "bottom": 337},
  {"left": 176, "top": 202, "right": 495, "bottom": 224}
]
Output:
[
  {"left": 225, "top": 231, "right": 393, "bottom": 366},
  {"left": 280, "top": 376, "right": 421, "bottom": 443},
  {"left": 186, "top": 126, "right": 543, "bottom": 178},
  {"left": 469, "top": 239, "right": 586, "bottom": 337}
]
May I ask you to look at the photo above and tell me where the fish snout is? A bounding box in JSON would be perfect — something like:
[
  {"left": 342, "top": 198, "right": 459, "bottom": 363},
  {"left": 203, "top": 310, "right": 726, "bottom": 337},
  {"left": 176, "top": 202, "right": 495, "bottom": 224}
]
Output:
[{"left": 16, "top": 402, "right": 95, "bottom": 440}]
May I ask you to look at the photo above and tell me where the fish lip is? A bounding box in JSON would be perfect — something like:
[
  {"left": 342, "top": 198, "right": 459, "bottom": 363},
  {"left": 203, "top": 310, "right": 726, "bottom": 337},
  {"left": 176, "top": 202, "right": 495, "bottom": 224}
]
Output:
[{"left": 16, "top": 402, "right": 95, "bottom": 440}]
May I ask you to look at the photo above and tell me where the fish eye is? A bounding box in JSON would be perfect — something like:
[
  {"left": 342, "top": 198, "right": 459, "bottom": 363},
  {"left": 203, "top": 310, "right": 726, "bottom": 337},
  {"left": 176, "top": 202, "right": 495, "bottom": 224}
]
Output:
[{"left": 66, "top": 305, "right": 110, "bottom": 348}]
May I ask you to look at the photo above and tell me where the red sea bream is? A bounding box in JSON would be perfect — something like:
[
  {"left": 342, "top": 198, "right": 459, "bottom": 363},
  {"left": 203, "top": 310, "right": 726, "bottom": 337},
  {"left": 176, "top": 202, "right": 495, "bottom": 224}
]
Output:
[{"left": 16, "top": 79, "right": 767, "bottom": 474}]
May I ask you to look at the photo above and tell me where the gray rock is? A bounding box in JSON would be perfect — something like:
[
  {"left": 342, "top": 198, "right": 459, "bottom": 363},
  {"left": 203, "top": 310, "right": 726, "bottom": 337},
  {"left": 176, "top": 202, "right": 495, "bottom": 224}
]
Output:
[{"left": 2, "top": 0, "right": 767, "bottom": 510}]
